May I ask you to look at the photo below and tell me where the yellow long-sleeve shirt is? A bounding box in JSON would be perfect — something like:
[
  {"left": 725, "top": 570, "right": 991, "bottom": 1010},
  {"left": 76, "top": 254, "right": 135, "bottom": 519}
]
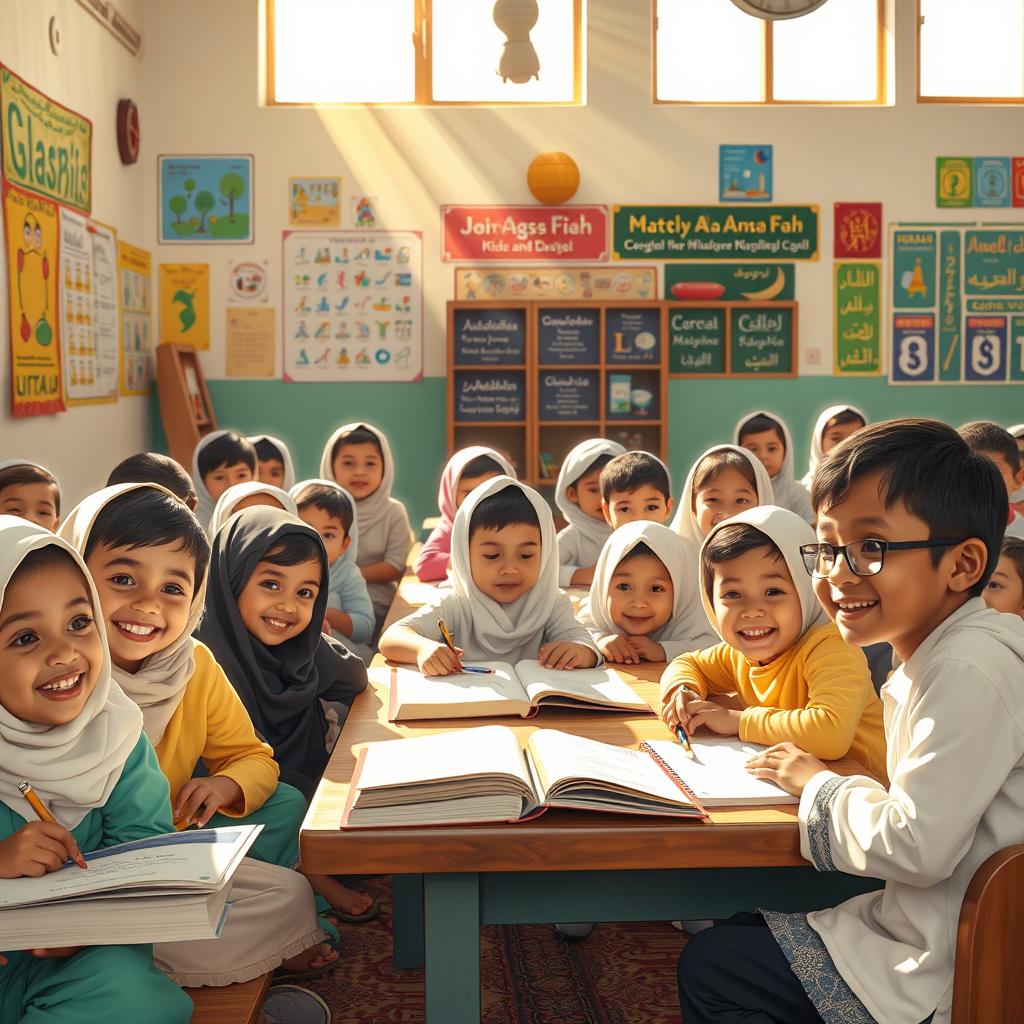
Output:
[
  {"left": 154, "top": 642, "right": 280, "bottom": 830},
  {"left": 660, "top": 623, "right": 887, "bottom": 782}
]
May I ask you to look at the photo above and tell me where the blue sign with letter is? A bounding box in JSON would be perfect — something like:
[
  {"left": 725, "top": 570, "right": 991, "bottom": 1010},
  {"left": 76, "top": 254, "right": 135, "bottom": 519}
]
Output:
[
  {"left": 964, "top": 316, "right": 1009, "bottom": 381},
  {"left": 891, "top": 314, "right": 936, "bottom": 383}
]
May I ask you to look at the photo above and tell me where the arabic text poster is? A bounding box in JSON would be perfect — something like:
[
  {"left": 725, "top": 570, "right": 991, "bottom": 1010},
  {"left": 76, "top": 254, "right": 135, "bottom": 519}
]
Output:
[
  {"left": 159, "top": 155, "right": 254, "bottom": 244},
  {"left": 289, "top": 177, "right": 341, "bottom": 227},
  {"left": 159, "top": 263, "right": 210, "bottom": 349},
  {"left": 281, "top": 230, "right": 423, "bottom": 382},
  {"left": 117, "top": 241, "right": 152, "bottom": 395},
  {"left": 719, "top": 146, "right": 772, "bottom": 202},
  {"left": 834, "top": 261, "right": 881, "bottom": 375}
]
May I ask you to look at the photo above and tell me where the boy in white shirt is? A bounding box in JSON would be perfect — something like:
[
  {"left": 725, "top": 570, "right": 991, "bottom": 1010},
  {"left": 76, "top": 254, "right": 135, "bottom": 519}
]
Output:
[{"left": 678, "top": 418, "right": 1024, "bottom": 1024}]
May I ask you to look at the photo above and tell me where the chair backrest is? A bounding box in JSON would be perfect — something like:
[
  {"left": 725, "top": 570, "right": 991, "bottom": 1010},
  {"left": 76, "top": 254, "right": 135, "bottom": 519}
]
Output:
[{"left": 951, "top": 844, "right": 1024, "bottom": 1024}]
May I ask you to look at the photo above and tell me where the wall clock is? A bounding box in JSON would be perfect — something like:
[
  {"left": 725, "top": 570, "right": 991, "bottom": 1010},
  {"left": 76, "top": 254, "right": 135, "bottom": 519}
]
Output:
[
  {"left": 117, "top": 99, "right": 140, "bottom": 165},
  {"left": 731, "top": 0, "right": 829, "bottom": 20}
]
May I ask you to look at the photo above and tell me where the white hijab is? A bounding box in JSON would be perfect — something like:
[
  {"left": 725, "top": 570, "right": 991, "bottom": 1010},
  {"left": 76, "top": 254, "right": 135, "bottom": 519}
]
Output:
[
  {"left": 249, "top": 434, "right": 296, "bottom": 491},
  {"left": 449, "top": 476, "right": 560, "bottom": 657},
  {"left": 583, "top": 520, "right": 716, "bottom": 651},
  {"left": 60, "top": 483, "right": 209, "bottom": 746},
  {"left": 289, "top": 478, "right": 360, "bottom": 591},
  {"left": 191, "top": 430, "right": 237, "bottom": 528},
  {"left": 554, "top": 439, "right": 626, "bottom": 560},
  {"left": 801, "top": 405, "right": 868, "bottom": 490},
  {"left": 670, "top": 445, "right": 774, "bottom": 546},
  {"left": 209, "top": 481, "right": 297, "bottom": 535},
  {"left": 734, "top": 410, "right": 811, "bottom": 521},
  {"left": 698, "top": 504, "right": 828, "bottom": 642},
  {"left": 319, "top": 422, "right": 397, "bottom": 543},
  {"left": 0, "top": 516, "right": 143, "bottom": 828},
  {"left": 1008, "top": 424, "right": 1024, "bottom": 439}
]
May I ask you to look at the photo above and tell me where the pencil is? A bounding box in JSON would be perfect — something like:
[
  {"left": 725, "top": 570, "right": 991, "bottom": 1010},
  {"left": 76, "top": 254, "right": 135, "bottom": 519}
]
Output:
[
  {"left": 437, "top": 618, "right": 465, "bottom": 672},
  {"left": 675, "top": 726, "right": 696, "bottom": 761},
  {"left": 18, "top": 781, "right": 88, "bottom": 870}
]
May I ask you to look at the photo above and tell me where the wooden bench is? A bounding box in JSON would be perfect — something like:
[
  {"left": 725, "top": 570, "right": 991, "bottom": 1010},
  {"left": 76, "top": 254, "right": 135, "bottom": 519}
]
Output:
[{"left": 187, "top": 973, "right": 271, "bottom": 1024}]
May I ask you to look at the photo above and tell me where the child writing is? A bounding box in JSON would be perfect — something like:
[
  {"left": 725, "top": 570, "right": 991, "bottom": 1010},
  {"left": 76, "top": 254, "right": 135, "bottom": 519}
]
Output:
[
  {"left": 0, "top": 516, "right": 192, "bottom": 1022},
  {"left": 670, "top": 445, "right": 773, "bottom": 545},
  {"left": 250, "top": 434, "right": 296, "bottom": 491},
  {"left": 107, "top": 452, "right": 198, "bottom": 512},
  {"left": 678, "top": 419, "right": 1022, "bottom": 1024},
  {"left": 555, "top": 438, "right": 626, "bottom": 587},
  {"left": 60, "top": 485, "right": 342, "bottom": 984},
  {"left": 190, "top": 430, "right": 258, "bottom": 529},
  {"left": 801, "top": 404, "right": 867, "bottom": 490},
  {"left": 958, "top": 420, "right": 1024, "bottom": 539},
  {"left": 578, "top": 520, "right": 716, "bottom": 664},
  {"left": 984, "top": 537, "right": 1024, "bottom": 619},
  {"left": 415, "top": 446, "right": 515, "bottom": 582},
  {"left": 0, "top": 459, "right": 60, "bottom": 530},
  {"left": 291, "top": 479, "right": 375, "bottom": 659},
  {"left": 208, "top": 480, "right": 298, "bottom": 535},
  {"left": 734, "top": 410, "right": 813, "bottom": 522},
  {"left": 600, "top": 450, "right": 674, "bottom": 530},
  {"left": 320, "top": 422, "right": 413, "bottom": 630},
  {"left": 661, "top": 504, "right": 885, "bottom": 781},
  {"left": 381, "top": 477, "right": 600, "bottom": 673}
]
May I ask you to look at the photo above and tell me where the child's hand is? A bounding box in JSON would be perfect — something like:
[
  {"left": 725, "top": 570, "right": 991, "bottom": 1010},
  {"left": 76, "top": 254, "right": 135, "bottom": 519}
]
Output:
[
  {"left": 627, "top": 636, "right": 665, "bottom": 662},
  {"left": 598, "top": 634, "right": 639, "bottom": 664},
  {"left": 30, "top": 947, "right": 83, "bottom": 959},
  {"left": 661, "top": 688, "right": 699, "bottom": 731},
  {"left": 175, "top": 776, "right": 244, "bottom": 827},
  {"left": 745, "top": 742, "right": 827, "bottom": 797},
  {"left": 685, "top": 701, "right": 741, "bottom": 736},
  {"left": 538, "top": 641, "right": 597, "bottom": 670},
  {"left": 419, "top": 642, "right": 464, "bottom": 677},
  {"left": 0, "top": 821, "right": 83, "bottom": 878}
]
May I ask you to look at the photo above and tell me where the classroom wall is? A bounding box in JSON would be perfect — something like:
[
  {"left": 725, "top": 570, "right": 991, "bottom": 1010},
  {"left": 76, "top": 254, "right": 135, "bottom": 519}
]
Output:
[
  {"left": 0, "top": 0, "right": 151, "bottom": 508},
  {"left": 143, "top": 0, "right": 1024, "bottom": 525}
]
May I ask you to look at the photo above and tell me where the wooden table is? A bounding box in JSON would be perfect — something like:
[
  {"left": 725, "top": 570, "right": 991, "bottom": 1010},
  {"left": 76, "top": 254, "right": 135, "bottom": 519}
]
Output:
[{"left": 301, "top": 658, "right": 881, "bottom": 1023}]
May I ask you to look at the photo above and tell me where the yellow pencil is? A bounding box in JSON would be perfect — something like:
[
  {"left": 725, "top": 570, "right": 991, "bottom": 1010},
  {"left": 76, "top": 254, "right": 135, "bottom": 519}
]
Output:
[{"left": 18, "top": 782, "right": 88, "bottom": 870}]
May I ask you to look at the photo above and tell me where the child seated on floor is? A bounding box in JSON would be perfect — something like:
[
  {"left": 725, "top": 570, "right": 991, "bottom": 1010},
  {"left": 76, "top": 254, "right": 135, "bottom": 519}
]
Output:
[
  {"left": 801, "top": 404, "right": 868, "bottom": 489},
  {"left": 0, "top": 517, "right": 192, "bottom": 1023},
  {"left": 578, "top": 520, "right": 716, "bottom": 664},
  {"left": 380, "top": 477, "right": 600, "bottom": 673},
  {"left": 249, "top": 434, "right": 296, "bottom": 491},
  {"left": 0, "top": 459, "right": 60, "bottom": 530},
  {"left": 208, "top": 480, "right": 298, "bottom": 535},
  {"left": 555, "top": 438, "right": 626, "bottom": 587},
  {"left": 735, "top": 410, "right": 813, "bottom": 522},
  {"left": 958, "top": 420, "right": 1024, "bottom": 538},
  {"left": 671, "top": 445, "right": 773, "bottom": 545},
  {"left": 678, "top": 419, "right": 1022, "bottom": 1024},
  {"left": 415, "top": 446, "right": 514, "bottom": 582},
  {"left": 107, "top": 452, "right": 198, "bottom": 511},
  {"left": 599, "top": 451, "right": 674, "bottom": 530},
  {"left": 190, "top": 430, "right": 258, "bottom": 529},
  {"left": 984, "top": 537, "right": 1024, "bottom": 619}
]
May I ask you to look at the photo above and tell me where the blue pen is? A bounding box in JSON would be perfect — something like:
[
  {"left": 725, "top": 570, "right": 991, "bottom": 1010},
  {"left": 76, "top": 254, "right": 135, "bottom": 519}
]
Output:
[
  {"left": 461, "top": 665, "right": 495, "bottom": 675},
  {"left": 438, "top": 618, "right": 495, "bottom": 674},
  {"left": 675, "top": 725, "right": 695, "bottom": 760}
]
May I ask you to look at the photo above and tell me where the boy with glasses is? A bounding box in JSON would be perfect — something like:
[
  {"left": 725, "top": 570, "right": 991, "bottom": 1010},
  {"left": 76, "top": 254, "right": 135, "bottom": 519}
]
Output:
[{"left": 678, "top": 418, "right": 1024, "bottom": 1024}]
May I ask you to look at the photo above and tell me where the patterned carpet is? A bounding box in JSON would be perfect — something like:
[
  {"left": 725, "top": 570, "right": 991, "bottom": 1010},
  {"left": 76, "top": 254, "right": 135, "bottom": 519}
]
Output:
[{"left": 306, "top": 876, "right": 685, "bottom": 1023}]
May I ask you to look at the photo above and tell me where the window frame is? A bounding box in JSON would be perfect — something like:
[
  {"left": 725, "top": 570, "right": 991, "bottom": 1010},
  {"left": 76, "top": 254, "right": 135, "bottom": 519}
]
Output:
[
  {"left": 265, "top": 0, "right": 585, "bottom": 108},
  {"left": 651, "top": 0, "right": 888, "bottom": 107},
  {"left": 916, "top": 0, "right": 1024, "bottom": 104}
]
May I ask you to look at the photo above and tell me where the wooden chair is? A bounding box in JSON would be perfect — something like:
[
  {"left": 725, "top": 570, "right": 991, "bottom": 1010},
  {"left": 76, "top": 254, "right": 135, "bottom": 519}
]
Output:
[
  {"left": 187, "top": 973, "right": 272, "bottom": 1024},
  {"left": 951, "top": 844, "right": 1024, "bottom": 1023}
]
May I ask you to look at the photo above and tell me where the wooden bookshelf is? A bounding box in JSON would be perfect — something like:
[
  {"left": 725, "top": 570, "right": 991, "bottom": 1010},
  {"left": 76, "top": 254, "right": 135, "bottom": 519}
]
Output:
[{"left": 156, "top": 343, "right": 217, "bottom": 470}]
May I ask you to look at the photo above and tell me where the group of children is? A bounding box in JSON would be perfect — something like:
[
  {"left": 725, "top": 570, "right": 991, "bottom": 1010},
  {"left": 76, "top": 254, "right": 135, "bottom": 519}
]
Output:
[{"left": 3, "top": 404, "right": 1024, "bottom": 1024}]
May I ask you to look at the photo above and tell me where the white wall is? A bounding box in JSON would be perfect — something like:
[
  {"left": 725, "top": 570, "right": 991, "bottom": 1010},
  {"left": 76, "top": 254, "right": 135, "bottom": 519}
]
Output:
[{"left": 0, "top": 0, "right": 150, "bottom": 508}]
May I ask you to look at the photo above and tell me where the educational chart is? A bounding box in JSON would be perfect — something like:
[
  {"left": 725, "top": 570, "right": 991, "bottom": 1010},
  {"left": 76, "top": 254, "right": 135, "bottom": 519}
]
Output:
[
  {"left": 282, "top": 230, "right": 423, "bottom": 382},
  {"left": 117, "top": 241, "right": 152, "bottom": 396},
  {"left": 226, "top": 307, "right": 276, "bottom": 378},
  {"left": 159, "top": 263, "right": 210, "bottom": 349},
  {"left": 158, "top": 155, "right": 253, "bottom": 244},
  {"left": 58, "top": 208, "right": 97, "bottom": 404},
  {"left": 889, "top": 223, "right": 1024, "bottom": 384},
  {"left": 834, "top": 262, "right": 881, "bottom": 375},
  {"left": 289, "top": 177, "right": 340, "bottom": 227},
  {"left": 4, "top": 182, "right": 64, "bottom": 416},
  {"left": 455, "top": 266, "right": 657, "bottom": 301},
  {"left": 86, "top": 220, "right": 119, "bottom": 404}
]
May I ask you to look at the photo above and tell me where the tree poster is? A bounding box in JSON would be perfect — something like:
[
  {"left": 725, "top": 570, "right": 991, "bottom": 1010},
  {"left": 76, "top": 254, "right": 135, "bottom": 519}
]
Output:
[
  {"left": 159, "top": 263, "right": 210, "bottom": 350},
  {"left": 158, "top": 155, "right": 253, "bottom": 243}
]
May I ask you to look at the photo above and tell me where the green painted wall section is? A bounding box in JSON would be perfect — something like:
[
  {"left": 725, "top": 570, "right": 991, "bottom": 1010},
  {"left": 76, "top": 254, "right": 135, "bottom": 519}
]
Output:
[{"left": 151, "top": 376, "right": 1023, "bottom": 528}]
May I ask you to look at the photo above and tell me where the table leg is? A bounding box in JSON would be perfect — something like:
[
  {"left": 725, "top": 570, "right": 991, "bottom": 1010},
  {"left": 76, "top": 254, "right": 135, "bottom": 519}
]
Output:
[
  {"left": 391, "top": 874, "right": 424, "bottom": 969},
  {"left": 424, "top": 872, "right": 480, "bottom": 1024}
]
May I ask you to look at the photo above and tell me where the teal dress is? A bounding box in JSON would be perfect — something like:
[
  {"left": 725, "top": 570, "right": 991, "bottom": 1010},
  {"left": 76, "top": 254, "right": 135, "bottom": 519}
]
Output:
[{"left": 0, "top": 736, "right": 192, "bottom": 1024}]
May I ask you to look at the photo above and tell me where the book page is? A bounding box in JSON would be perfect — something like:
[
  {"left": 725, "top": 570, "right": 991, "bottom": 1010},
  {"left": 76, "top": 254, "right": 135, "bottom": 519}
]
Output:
[
  {"left": 515, "top": 660, "right": 649, "bottom": 711},
  {"left": 374, "top": 663, "right": 529, "bottom": 716}
]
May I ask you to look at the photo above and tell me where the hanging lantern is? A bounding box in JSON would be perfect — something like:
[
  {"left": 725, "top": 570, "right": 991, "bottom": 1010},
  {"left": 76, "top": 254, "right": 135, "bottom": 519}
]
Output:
[
  {"left": 493, "top": 0, "right": 540, "bottom": 84},
  {"left": 528, "top": 152, "right": 579, "bottom": 204}
]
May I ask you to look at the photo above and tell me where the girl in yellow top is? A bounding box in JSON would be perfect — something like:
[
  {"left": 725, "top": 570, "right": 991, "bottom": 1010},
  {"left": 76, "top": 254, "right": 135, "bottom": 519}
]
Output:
[{"left": 661, "top": 504, "right": 886, "bottom": 782}]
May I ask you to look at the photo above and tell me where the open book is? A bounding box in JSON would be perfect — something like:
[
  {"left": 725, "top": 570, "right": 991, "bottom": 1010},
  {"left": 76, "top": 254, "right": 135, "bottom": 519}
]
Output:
[
  {"left": 379, "top": 659, "right": 653, "bottom": 722},
  {"left": 643, "top": 737, "right": 798, "bottom": 807},
  {"left": 341, "top": 725, "right": 708, "bottom": 828},
  {"left": 0, "top": 823, "right": 261, "bottom": 949}
]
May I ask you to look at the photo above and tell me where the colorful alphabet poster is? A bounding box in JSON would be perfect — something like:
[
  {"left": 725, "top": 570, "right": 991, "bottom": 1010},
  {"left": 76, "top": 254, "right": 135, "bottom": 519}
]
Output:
[
  {"left": 663, "top": 263, "right": 794, "bottom": 302},
  {"left": 282, "top": 230, "right": 423, "bottom": 382},
  {"left": 455, "top": 266, "right": 657, "bottom": 301},
  {"left": 158, "top": 155, "right": 253, "bottom": 243},
  {"left": 159, "top": 263, "right": 210, "bottom": 349},
  {"left": 719, "top": 145, "right": 772, "bottom": 202},
  {"left": 834, "top": 203, "right": 882, "bottom": 259},
  {"left": 834, "top": 262, "right": 882, "bottom": 375},
  {"left": 1, "top": 64, "right": 92, "bottom": 213},
  {"left": 117, "top": 241, "right": 152, "bottom": 395},
  {"left": 289, "top": 177, "right": 340, "bottom": 227}
]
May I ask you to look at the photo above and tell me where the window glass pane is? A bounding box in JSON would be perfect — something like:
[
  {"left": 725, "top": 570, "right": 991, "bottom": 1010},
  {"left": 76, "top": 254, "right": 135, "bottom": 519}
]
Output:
[
  {"left": 433, "top": 0, "right": 579, "bottom": 102},
  {"left": 656, "top": 0, "right": 764, "bottom": 102},
  {"left": 273, "top": 0, "right": 415, "bottom": 103},
  {"left": 920, "top": 0, "right": 1024, "bottom": 98},
  {"left": 773, "top": 0, "right": 879, "bottom": 101}
]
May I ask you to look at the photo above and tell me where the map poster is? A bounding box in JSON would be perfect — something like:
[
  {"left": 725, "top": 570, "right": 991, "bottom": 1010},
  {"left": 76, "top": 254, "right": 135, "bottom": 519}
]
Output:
[{"left": 159, "top": 263, "right": 210, "bottom": 349}]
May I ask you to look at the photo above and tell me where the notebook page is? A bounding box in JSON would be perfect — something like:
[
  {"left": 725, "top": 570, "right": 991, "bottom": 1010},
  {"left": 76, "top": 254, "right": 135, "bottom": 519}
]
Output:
[
  {"left": 515, "top": 660, "right": 649, "bottom": 710},
  {"left": 374, "top": 663, "right": 527, "bottom": 710}
]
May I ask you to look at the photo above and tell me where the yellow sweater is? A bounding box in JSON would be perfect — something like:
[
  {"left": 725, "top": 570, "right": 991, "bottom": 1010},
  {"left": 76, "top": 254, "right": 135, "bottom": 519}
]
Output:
[
  {"left": 660, "top": 623, "right": 887, "bottom": 782},
  {"left": 154, "top": 642, "right": 280, "bottom": 831}
]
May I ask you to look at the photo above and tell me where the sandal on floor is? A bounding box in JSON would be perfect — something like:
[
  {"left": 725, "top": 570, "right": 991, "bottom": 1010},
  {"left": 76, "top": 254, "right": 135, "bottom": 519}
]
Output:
[
  {"left": 326, "top": 897, "right": 381, "bottom": 924},
  {"left": 272, "top": 943, "right": 341, "bottom": 984},
  {"left": 262, "top": 984, "right": 331, "bottom": 1024}
]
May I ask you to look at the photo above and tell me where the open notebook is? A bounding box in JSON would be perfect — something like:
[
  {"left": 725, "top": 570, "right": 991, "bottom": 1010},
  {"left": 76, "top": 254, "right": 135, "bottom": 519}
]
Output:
[
  {"left": 340, "top": 725, "right": 709, "bottom": 828},
  {"left": 378, "top": 660, "right": 653, "bottom": 722},
  {"left": 0, "top": 824, "right": 261, "bottom": 949}
]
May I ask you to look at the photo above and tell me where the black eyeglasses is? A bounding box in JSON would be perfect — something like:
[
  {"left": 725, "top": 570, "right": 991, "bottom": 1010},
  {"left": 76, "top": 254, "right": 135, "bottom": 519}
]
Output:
[{"left": 799, "top": 538, "right": 967, "bottom": 579}]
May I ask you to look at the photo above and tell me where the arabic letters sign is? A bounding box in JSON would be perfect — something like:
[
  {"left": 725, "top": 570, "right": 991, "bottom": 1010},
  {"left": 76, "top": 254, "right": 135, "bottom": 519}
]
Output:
[
  {"left": 669, "top": 307, "right": 727, "bottom": 375},
  {"left": 730, "top": 307, "right": 793, "bottom": 374},
  {"left": 834, "top": 203, "right": 882, "bottom": 259},
  {"left": 442, "top": 205, "right": 608, "bottom": 262},
  {"left": 834, "top": 262, "right": 881, "bottom": 375},
  {"left": 663, "top": 262, "right": 794, "bottom": 302}
]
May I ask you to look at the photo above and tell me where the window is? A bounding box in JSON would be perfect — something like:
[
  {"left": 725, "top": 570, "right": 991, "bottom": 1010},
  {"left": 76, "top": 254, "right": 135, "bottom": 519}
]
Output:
[
  {"left": 919, "top": 0, "right": 1024, "bottom": 102},
  {"left": 266, "top": 0, "right": 585, "bottom": 106},
  {"left": 655, "top": 0, "right": 886, "bottom": 104}
]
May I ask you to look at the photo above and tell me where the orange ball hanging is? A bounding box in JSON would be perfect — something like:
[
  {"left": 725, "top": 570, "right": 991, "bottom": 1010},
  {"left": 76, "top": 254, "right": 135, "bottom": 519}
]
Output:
[{"left": 527, "top": 152, "right": 580, "bottom": 205}]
